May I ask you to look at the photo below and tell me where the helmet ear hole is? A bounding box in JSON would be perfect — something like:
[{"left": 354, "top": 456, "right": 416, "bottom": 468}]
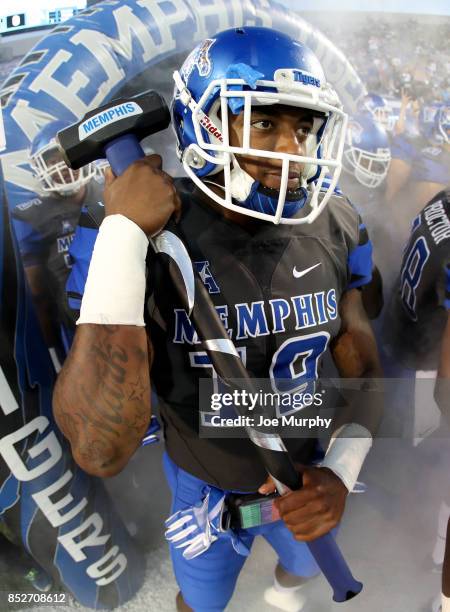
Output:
[{"left": 184, "top": 148, "right": 207, "bottom": 170}]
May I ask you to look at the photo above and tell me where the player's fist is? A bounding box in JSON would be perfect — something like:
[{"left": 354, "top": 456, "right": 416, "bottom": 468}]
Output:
[
  {"left": 274, "top": 466, "right": 348, "bottom": 542},
  {"left": 103, "top": 154, "right": 181, "bottom": 236}
]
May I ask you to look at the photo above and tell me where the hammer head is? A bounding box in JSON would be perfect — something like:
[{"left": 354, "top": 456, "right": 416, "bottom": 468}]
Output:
[{"left": 57, "top": 90, "right": 171, "bottom": 169}]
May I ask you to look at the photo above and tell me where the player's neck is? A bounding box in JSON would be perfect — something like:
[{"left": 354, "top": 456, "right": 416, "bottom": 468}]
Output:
[
  {"left": 195, "top": 176, "right": 257, "bottom": 230},
  {"left": 64, "top": 185, "right": 87, "bottom": 205}
]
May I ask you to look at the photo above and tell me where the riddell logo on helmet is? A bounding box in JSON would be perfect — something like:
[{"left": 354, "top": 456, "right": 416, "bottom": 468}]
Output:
[
  {"left": 200, "top": 115, "right": 223, "bottom": 142},
  {"left": 293, "top": 70, "right": 321, "bottom": 88}
]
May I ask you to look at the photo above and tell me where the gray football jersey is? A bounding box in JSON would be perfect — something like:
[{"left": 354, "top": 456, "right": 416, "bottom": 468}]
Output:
[
  {"left": 385, "top": 189, "right": 450, "bottom": 370},
  {"left": 148, "top": 179, "right": 372, "bottom": 490}
]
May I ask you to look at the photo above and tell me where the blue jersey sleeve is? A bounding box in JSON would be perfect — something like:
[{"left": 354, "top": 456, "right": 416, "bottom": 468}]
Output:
[
  {"left": 347, "top": 222, "right": 373, "bottom": 290},
  {"left": 413, "top": 146, "right": 450, "bottom": 185},
  {"left": 11, "top": 217, "right": 45, "bottom": 266},
  {"left": 390, "top": 133, "right": 420, "bottom": 165},
  {"left": 66, "top": 207, "right": 99, "bottom": 310}
]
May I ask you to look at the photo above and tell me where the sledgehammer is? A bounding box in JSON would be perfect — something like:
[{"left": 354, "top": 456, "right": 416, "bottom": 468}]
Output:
[
  {"left": 57, "top": 90, "right": 362, "bottom": 603},
  {"left": 57, "top": 90, "right": 170, "bottom": 175}
]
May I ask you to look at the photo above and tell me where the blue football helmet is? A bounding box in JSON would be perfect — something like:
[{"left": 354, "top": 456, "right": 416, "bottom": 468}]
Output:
[
  {"left": 359, "top": 93, "right": 393, "bottom": 131},
  {"left": 30, "top": 120, "right": 96, "bottom": 196},
  {"left": 435, "top": 104, "right": 450, "bottom": 144},
  {"left": 343, "top": 112, "right": 391, "bottom": 189},
  {"left": 172, "top": 27, "right": 347, "bottom": 225}
]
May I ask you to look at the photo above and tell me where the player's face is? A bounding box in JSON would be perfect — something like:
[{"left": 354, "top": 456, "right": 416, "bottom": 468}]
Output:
[
  {"left": 359, "top": 156, "right": 385, "bottom": 175},
  {"left": 229, "top": 105, "right": 320, "bottom": 191},
  {"left": 44, "top": 148, "right": 81, "bottom": 187}
]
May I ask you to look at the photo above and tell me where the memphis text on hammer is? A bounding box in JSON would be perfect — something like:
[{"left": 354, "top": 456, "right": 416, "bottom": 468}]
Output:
[{"left": 209, "top": 389, "right": 332, "bottom": 428}]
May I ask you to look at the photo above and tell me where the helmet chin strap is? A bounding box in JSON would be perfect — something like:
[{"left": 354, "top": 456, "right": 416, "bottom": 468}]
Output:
[
  {"left": 239, "top": 183, "right": 309, "bottom": 219},
  {"left": 206, "top": 158, "right": 308, "bottom": 219}
]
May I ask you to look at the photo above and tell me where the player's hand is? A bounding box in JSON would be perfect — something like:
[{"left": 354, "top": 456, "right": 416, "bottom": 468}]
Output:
[
  {"left": 103, "top": 154, "right": 181, "bottom": 236},
  {"left": 262, "top": 467, "right": 348, "bottom": 542}
]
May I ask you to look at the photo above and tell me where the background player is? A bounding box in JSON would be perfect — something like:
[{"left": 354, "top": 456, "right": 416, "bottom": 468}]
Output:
[
  {"left": 340, "top": 109, "right": 391, "bottom": 243},
  {"left": 359, "top": 92, "right": 394, "bottom": 133},
  {"left": 11, "top": 120, "right": 104, "bottom": 368},
  {"left": 384, "top": 188, "right": 450, "bottom": 612},
  {"left": 53, "top": 27, "right": 382, "bottom": 612},
  {"left": 342, "top": 111, "right": 391, "bottom": 192},
  {"left": 338, "top": 111, "right": 390, "bottom": 317},
  {"left": 411, "top": 105, "right": 450, "bottom": 215},
  {"left": 385, "top": 86, "right": 424, "bottom": 207},
  {"left": 1, "top": 121, "right": 104, "bottom": 595},
  {"left": 385, "top": 192, "right": 449, "bottom": 374},
  {"left": 385, "top": 94, "right": 449, "bottom": 245}
]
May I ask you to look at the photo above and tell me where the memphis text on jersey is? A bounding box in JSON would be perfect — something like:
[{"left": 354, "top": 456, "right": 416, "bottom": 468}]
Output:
[{"left": 173, "top": 288, "right": 338, "bottom": 344}]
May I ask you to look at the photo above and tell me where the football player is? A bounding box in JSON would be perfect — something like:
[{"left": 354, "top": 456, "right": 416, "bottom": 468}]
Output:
[
  {"left": 342, "top": 111, "right": 391, "bottom": 192},
  {"left": 386, "top": 95, "right": 449, "bottom": 240},
  {"left": 385, "top": 87, "right": 424, "bottom": 206},
  {"left": 339, "top": 111, "right": 390, "bottom": 316},
  {"left": 383, "top": 187, "right": 449, "bottom": 392},
  {"left": 53, "top": 28, "right": 382, "bottom": 612},
  {"left": 359, "top": 92, "right": 394, "bottom": 133},
  {"left": 411, "top": 105, "right": 450, "bottom": 215},
  {"left": 383, "top": 188, "right": 450, "bottom": 612},
  {"left": 11, "top": 120, "right": 104, "bottom": 367}
]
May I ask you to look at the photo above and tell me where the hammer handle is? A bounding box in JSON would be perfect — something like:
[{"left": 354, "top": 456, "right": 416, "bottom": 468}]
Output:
[{"left": 103, "top": 134, "right": 145, "bottom": 175}]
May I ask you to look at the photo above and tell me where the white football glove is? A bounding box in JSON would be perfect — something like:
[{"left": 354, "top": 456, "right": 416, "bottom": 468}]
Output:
[{"left": 164, "top": 487, "right": 250, "bottom": 559}]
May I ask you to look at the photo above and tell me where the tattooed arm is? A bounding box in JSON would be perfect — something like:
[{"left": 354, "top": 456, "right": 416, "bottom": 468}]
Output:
[
  {"left": 53, "top": 324, "right": 151, "bottom": 477},
  {"left": 53, "top": 157, "right": 180, "bottom": 477}
]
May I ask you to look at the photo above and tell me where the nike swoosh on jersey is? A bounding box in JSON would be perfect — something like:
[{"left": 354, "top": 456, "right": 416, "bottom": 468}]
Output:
[{"left": 293, "top": 262, "right": 322, "bottom": 278}]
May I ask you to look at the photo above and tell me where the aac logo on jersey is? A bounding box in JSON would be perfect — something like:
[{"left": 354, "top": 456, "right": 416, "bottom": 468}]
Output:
[
  {"left": 61, "top": 219, "right": 74, "bottom": 234},
  {"left": 194, "top": 260, "right": 220, "bottom": 294}
]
